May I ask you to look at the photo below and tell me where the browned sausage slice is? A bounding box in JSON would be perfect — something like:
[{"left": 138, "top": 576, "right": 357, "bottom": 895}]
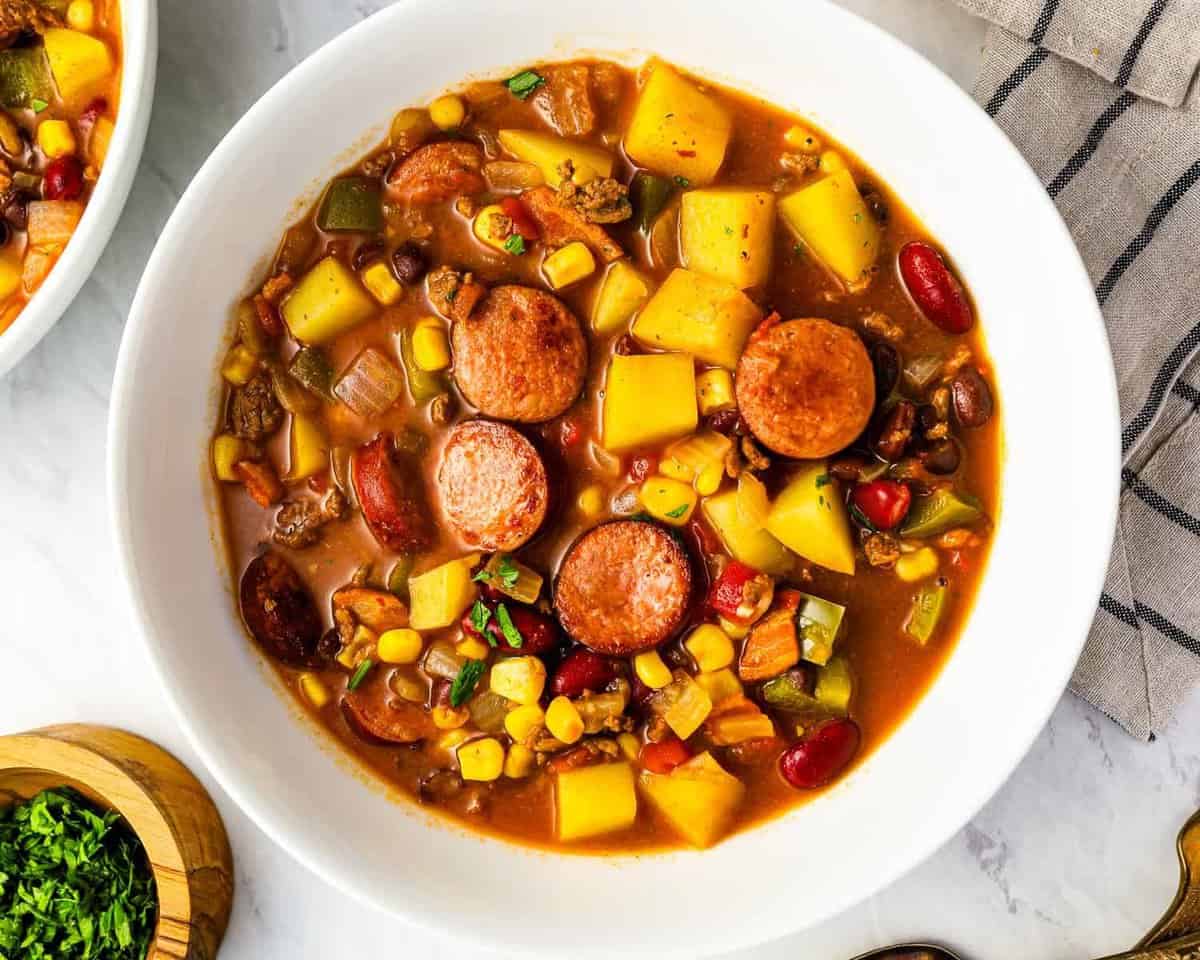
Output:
[
  {"left": 239, "top": 552, "right": 323, "bottom": 666},
  {"left": 554, "top": 520, "right": 692, "bottom": 655},
  {"left": 735, "top": 318, "right": 875, "bottom": 459},
  {"left": 437, "top": 420, "right": 549, "bottom": 551},
  {"left": 521, "top": 186, "right": 623, "bottom": 263},
  {"left": 451, "top": 284, "right": 587, "bottom": 423},
  {"left": 342, "top": 680, "right": 435, "bottom": 745},
  {"left": 386, "top": 141, "right": 486, "bottom": 205}
]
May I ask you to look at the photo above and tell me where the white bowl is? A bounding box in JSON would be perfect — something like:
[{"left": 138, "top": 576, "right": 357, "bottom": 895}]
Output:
[
  {"left": 0, "top": 0, "right": 156, "bottom": 379},
  {"left": 108, "top": 1, "right": 1119, "bottom": 956}
]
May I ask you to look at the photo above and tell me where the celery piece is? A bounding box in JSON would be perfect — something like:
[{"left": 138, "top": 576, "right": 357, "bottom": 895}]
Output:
[
  {"left": 468, "top": 690, "right": 512, "bottom": 734},
  {"left": 905, "top": 582, "right": 946, "bottom": 646},
  {"left": 288, "top": 346, "right": 335, "bottom": 401},
  {"left": 901, "top": 489, "right": 983, "bottom": 538},
  {"left": 398, "top": 326, "right": 447, "bottom": 403},
  {"left": 317, "top": 177, "right": 383, "bottom": 233},
  {"left": 814, "top": 657, "right": 853, "bottom": 714},
  {"left": 795, "top": 592, "right": 846, "bottom": 666},
  {"left": 631, "top": 172, "right": 675, "bottom": 232},
  {"left": 387, "top": 555, "right": 413, "bottom": 599},
  {"left": 0, "top": 48, "right": 53, "bottom": 110}
]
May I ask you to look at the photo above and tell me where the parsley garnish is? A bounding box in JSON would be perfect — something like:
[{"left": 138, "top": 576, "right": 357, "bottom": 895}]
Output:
[
  {"left": 793, "top": 243, "right": 804, "bottom": 256},
  {"left": 497, "top": 555, "right": 521, "bottom": 589},
  {"left": 815, "top": 473, "right": 832, "bottom": 488},
  {"left": 665, "top": 503, "right": 689, "bottom": 518},
  {"left": 495, "top": 603, "right": 524, "bottom": 648},
  {"left": 673, "top": 175, "right": 690, "bottom": 187},
  {"left": 470, "top": 599, "right": 493, "bottom": 639},
  {"left": 450, "top": 659, "right": 486, "bottom": 706},
  {"left": 348, "top": 657, "right": 375, "bottom": 691},
  {"left": 849, "top": 502, "right": 878, "bottom": 532},
  {"left": 472, "top": 568, "right": 492, "bottom": 583},
  {"left": 31, "top": 98, "right": 48, "bottom": 113},
  {"left": 503, "top": 233, "right": 526, "bottom": 255},
  {"left": 505, "top": 69, "right": 546, "bottom": 100}
]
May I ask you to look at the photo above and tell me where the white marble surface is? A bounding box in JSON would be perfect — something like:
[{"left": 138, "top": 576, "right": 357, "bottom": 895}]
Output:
[{"left": 2, "top": 1, "right": 1198, "bottom": 957}]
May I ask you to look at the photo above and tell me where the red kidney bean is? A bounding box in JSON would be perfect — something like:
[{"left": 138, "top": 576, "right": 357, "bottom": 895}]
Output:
[
  {"left": 705, "top": 408, "right": 742, "bottom": 434},
  {"left": 551, "top": 648, "right": 617, "bottom": 697},
  {"left": 390, "top": 242, "right": 427, "bottom": 284},
  {"left": 898, "top": 241, "right": 974, "bottom": 334},
  {"left": 492, "top": 605, "right": 559, "bottom": 655},
  {"left": 43, "top": 156, "right": 84, "bottom": 202},
  {"left": 851, "top": 480, "right": 912, "bottom": 530},
  {"left": 950, "top": 367, "right": 994, "bottom": 428},
  {"left": 778, "top": 717, "right": 862, "bottom": 789}
]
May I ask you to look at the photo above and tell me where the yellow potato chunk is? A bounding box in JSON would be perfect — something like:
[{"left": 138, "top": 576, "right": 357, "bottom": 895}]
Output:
[
  {"left": 497, "top": 129, "right": 613, "bottom": 188},
  {"left": 638, "top": 752, "right": 745, "bottom": 848},
  {"left": 701, "top": 489, "right": 791, "bottom": 575},
  {"left": 680, "top": 188, "right": 776, "bottom": 289},
  {"left": 765, "top": 462, "right": 855, "bottom": 575},
  {"left": 592, "top": 260, "right": 652, "bottom": 334},
  {"left": 286, "top": 414, "right": 328, "bottom": 481},
  {"left": 43, "top": 28, "right": 113, "bottom": 106},
  {"left": 632, "top": 268, "right": 761, "bottom": 369},
  {"left": 282, "top": 257, "right": 376, "bottom": 345},
  {"left": 602, "top": 352, "right": 697, "bottom": 452},
  {"left": 408, "top": 556, "right": 478, "bottom": 630},
  {"left": 556, "top": 762, "right": 637, "bottom": 841},
  {"left": 624, "top": 61, "right": 732, "bottom": 186},
  {"left": 779, "top": 170, "right": 881, "bottom": 287}
]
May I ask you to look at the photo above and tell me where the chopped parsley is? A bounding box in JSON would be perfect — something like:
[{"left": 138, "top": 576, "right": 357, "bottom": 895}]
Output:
[
  {"left": 849, "top": 502, "right": 878, "bottom": 532},
  {"left": 30, "top": 98, "right": 48, "bottom": 113},
  {"left": 450, "top": 659, "right": 486, "bottom": 706},
  {"left": 348, "top": 657, "right": 375, "bottom": 691},
  {"left": 503, "top": 233, "right": 526, "bottom": 255},
  {"left": 665, "top": 503, "right": 689, "bottom": 519},
  {"left": 496, "top": 555, "right": 520, "bottom": 589},
  {"left": 505, "top": 69, "right": 546, "bottom": 100},
  {"left": 673, "top": 175, "right": 690, "bottom": 187},
  {"left": 815, "top": 473, "right": 832, "bottom": 488},
  {"left": 723, "top": 225, "right": 734, "bottom": 235},
  {"left": 470, "top": 600, "right": 493, "bottom": 639},
  {"left": 472, "top": 568, "right": 492, "bottom": 583},
  {"left": 495, "top": 603, "right": 524, "bottom": 648}
]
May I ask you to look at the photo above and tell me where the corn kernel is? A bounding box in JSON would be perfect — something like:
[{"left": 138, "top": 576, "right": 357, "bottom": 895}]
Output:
[
  {"left": 820, "top": 150, "right": 847, "bottom": 173},
  {"left": 432, "top": 704, "right": 470, "bottom": 730},
  {"left": 542, "top": 241, "right": 596, "bottom": 290},
  {"left": 545, "top": 696, "right": 584, "bottom": 744},
  {"left": 361, "top": 260, "right": 403, "bottom": 305},
  {"left": 783, "top": 124, "right": 822, "bottom": 154},
  {"left": 696, "top": 368, "right": 735, "bottom": 415},
  {"left": 457, "top": 736, "right": 504, "bottom": 781},
  {"left": 472, "top": 204, "right": 513, "bottom": 254},
  {"left": 66, "top": 0, "right": 95, "bottom": 31},
  {"left": 298, "top": 673, "right": 330, "bottom": 708},
  {"left": 438, "top": 728, "right": 471, "bottom": 754},
  {"left": 336, "top": 625, "right": 377, "bottom": 668},
  {"left": 489, "top": 656, "right": 546, "bottom": 706},
  {"left": 377, "top": 628, "right": 423, "bottom": 664},
  {"left": 718, "top": 615, "right": 750, "bottom": 640},
  {"left": 617, "top": 732, "right": 640, "bottom": 762},
  {"left": 634, "top": 651, "right": 673, "bottom": 690},
  {"left": 212, "top": 434, "right": 250, "bottom": 483},
  {"left": 896, "top": 547, "right": 939, "bottom": 583},
  {"left": 411, "top": 318, "right": 450, "bottom": 371},
  {"left": 577, "top": 484, "right": 605, "bottom": 518},
  {"left": 504, "top": 743, "right": 536, "bottom": 779},
  {"left": 220, "top": 344, "right": 258, "bottom": 386},
  {"left": 504, "top": 703, "right": 545, "bottom": 742},
  {"left": 456, "top": 636, "right": 491, "bottom": 661},
  {"left": 37, "top": 120, "right": 77, "bottom": 160},
  {"left": 685, "top": 624, "right": 735, "bottom": 672},
  {"left": 695, "top": 667, "right": 744, "bottom": 707},
  {"left": 695, "top": 461, "right": 724, "bottom": 496},
  {"left": 429, "top": 94, "right": 466, "bottom": 130},
  {"left": 638, "top": 475, "right": 697, "bottom": 526}
]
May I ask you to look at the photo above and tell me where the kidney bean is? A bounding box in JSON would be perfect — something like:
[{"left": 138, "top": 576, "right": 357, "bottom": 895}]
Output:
[
  {"left": 551, "top": 648, "right": 617, "bottom": 698},
  {"left": 391, "top": 242, "right": 427, "bottom": 284},
  {"left": 919, "top": 437, "right": 962, "bottom": 475},
  {"left": 869, "top": 342, "right": 900, "bottom": 405},
  {"left": 351, "top": 239, "right": 385, "bottom": 271},
  {"left": 873, "top": 400, "right": 916, "bottom": 462},
  {"left": 851, "top": 480, "right": 912, "bottom": 531},
  {"left": 492, "top": 605, "right": 559, "bottom": 655},
  {"left": 828, "top": 455, "right": 875, "bottom": 483},
  {"left": 239, "top": 552, "right": 323, "bottom": 666},
  {"left": 898, "top": 241, "right": 974, "bottom": 334},
  {"left": 778, "top": 717, "right": 862, "bottom": 789},
  {"left": 705, "top": 408, "right": 743, "bottom": 435},
  {"left": 43, "top": 156, "right": 84, "bottom": 202},
  {"left": 951, "top": 367, "right": 994, "bottom": 428}
]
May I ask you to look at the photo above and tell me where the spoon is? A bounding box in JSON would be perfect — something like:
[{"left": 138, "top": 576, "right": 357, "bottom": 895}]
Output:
[{"left": 852, "top": 935, "right": 1200, "bottom": 960}]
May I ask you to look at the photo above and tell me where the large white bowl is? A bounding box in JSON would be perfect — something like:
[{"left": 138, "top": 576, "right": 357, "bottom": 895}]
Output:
[
  {"left": 0, "top": 0, "right": 156, "bottom": 379},
  {"left": 108, "top": 1, "right": 1119, "bottom": 956}
]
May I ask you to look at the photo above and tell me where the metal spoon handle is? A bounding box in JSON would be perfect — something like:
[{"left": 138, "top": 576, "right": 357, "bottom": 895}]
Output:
[
  {"left": 1096, "top": 929, "right": 1200, "bottom": 960},
  {"left": 1140, "top": 810, "right": 1200, "bottom": 947}
]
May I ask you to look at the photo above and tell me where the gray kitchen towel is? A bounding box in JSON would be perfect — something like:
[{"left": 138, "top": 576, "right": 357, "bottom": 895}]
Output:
[{"left": 952, "top": 0, "right": 1200, "bottom": 739}]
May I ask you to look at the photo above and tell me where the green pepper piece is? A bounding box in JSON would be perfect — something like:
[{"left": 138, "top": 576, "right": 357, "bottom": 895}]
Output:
[
  {"left": 904, "top": 582, "right": 946, "bottom": 646},
  {"left": 814, "top": 657, "right": 853, "bottom": 714},
  {"left": 317, "top": 177, "right": 383, "bottom": 233},
  {"left": 398, "top": 326, "right": 447, "bottom": 403},
  {"left": 761, "top": 671, "right": 823, "bottom": 713},
  {"left": 288, "top": 346, "right": 335, "bottom": 401},
  {"left": 901, "top": 489, "right": 983, "bottom": 538},
  {"left": 631, "top": 172, "right": 675, "bottom": 232},
  {"left": 795, "top": 592, "right": 846, "bottom": 666},
  {"left": 387, "top": 555, "right": 413, "bottom": 599},
  {"left": 0, "top": 48, "right": 53, "bottom": 110}
]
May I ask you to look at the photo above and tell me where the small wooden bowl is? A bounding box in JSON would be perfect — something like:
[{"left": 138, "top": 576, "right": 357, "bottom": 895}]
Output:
[{"left": 0, "top": 724, "right": 234, "bottom": 960}]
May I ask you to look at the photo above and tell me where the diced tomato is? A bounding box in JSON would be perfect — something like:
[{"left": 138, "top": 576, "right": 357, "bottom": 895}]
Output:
[
  {"left": 708, "top": 560, "right": 774, "bottom": 625},
  {"left": 640, "top": 737, "right": 691, "bottom": 774},
  {"left": 500, "top": 196, "right": 540, "bottom": 241},
  {"left": 851, "top": 480, "right": 912, "bottom": 531}
]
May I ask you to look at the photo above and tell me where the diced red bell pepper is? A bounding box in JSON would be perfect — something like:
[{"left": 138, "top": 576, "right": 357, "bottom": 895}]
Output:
[
  {"left": 851, "top": 480, "right": 912, "bottom": 531},
  {"left": 708, "top": 560, "right": 775, "bottom": 625},
  {"left": 640, "top": 736, "right": 691, "bottom": 774}
]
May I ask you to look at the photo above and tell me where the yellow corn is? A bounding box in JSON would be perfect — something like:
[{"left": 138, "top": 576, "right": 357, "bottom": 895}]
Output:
[
  {"left": 429, "top": 94, "right": 466, "bottom": 130},
  {"left": 361, "top": 260, "right": 403, "bottom": 305},
  {"left": 696, "top": 368, "right": 735, "bottom": 415},
  {"left": 542, "top": 241, "right": 596, "bottom": 290},
  {"left": 576, "top": 484, "right": 605, "bottom": 518},
  {"left": 820, "top": 150, "right": 847, "bottom": 173},
  {"left": 432, "top": 704, "right": 470, "bottom": 730},
  {"left": 896, "top": 547, "right": 939, "bottom": 583},
  {"left": 457, "top": 637, "right": 491, "bottom": 661},
  {"left": 37, "top": 120, "right": 77, "bottom": 160},
  {"left": 783, "top": 124, "right": 822, "bottom": 154},
  {"left": 220, "top": 344, "right": 258, "bottom": 385},
  {"left": 211, "top": 434, "right": 250, "bottom": 483},
  {"left": 472, "top": 204, "right": 512, "bottom": 253},
  {"left": 411, "top": 317, "right": 450, "bottom": 371},
  {"left": 718, "top": 615, "right": 750, "bottom": 640},
  {"left": 504, "top": 743, "right": 536, "bottom": 779},
  {"left": 695, "top": 667, "right": 744, "bottom": 707},
  {"left": 336, "top": 625, "right": 377, "bottom": 669},
  {"left": 685, "top": 623, "right": 735, "bottom": 672},
  {"left": 489, "top": 656, "right": 546, "bottom": 706},
  {"left": 545, "top": 696, "right": 584, "bottom": 744},
  {"left": 634, "top": 650, "right": 673, "bottom": 690},
  {"left": 458, "top": 737, "right": 504, "bottom": 781},
  {"left": 66, "top": 0, "right": 95, "bottom": 31},
  {"left": 377, "top": 628, "right": 423, "bottom": 665},
  {"left": 695, "top": 460, "right": 724, "bottom": 496},
  {"left": 617, "top": 733, "right": 640, "bottom": 762},
  {"left": 504, "top": 703, "right": 545, "bottom": 743},
  {"left": 638, "top": 476, "right": 697, "bottom": 526},
  {"left": 298, "top": 673, "right": 330, "bottom": 708}
]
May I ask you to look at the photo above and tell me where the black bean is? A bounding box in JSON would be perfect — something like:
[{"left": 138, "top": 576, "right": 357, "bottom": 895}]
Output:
[
  {"left": 352, "top": 239, "right": 385, "bottom": 271},
  {"left": 705, "top": 408, "right": 742, "bottom": 435},
  {"left": 917, "top": 403, "right": 942, "bottom": 434},
  {"left": 873, "top": 400, "right": 916, "bottom": 462},
  {"left": 951, "top": 367, "right": 994, "bottom": 428},
  {"left": 391, "top": 242, "right": 427, "bottom": 284},
  {"left": 870, "top": 342, "right": 900, "bottom": 405},
  {"left": 919, "top": 438, "right": 962, "bottom": 475}
]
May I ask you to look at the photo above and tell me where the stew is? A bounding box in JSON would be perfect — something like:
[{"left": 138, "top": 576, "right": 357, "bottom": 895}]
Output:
[{"left": 211, "top": 57, "right": 1000, "bottom": 851}]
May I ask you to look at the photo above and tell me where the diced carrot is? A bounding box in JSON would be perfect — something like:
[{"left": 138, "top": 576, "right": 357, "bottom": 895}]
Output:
[
  {"left": 234, "top": 459, "right": 283, "bottom": 507},
  {"left": 639, "top": 736, "right": 691, "bottom": 774}
]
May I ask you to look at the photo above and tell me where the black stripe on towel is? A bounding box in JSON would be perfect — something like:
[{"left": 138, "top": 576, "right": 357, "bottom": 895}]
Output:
[
  {"left": 1100, "top": 593, "right": 1200, "bottom": 658},
  {"left": 1117, "top": 0, "right": 1169, "bottom": 88},
  {"left": 1047, "top": 92, "right": 1137, "bottom": 198},
  {"left": 1121, "top": 318, "right": 1200, "bottom": 453},
  {"left": 1122, "top": 468, "right": 1200, "bottom": 538}
]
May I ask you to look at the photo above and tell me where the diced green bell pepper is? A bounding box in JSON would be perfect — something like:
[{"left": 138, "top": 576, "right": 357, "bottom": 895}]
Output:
[
  {"left": 901, "top": 489, "right": 983, "bottom": 538},
  {"left": 317, "top": 177, "right": 383, "bottom": 233},
  {"left": 287, "top": 346, "right": 335, "bottom": 401},
  {"left": 631, "top": 172, "right": 675, "bottom": 232},
  {"left": 814, "top": 657, "right": 853, "bottom": 714},
  {"left": 398, "top": 326, "right": 447, "bottom": 403},
  {"left": 904, "top": 582, "right": 946, "bottom": 646},
  {"left": 761, "top": 670, "right": 821, "bottom": 713},
  {"left": 795, "top": 592, "right": 846, "bottom": 666},
  {"left": 0, "top": 48, "right": 54, "bottom": 110}
]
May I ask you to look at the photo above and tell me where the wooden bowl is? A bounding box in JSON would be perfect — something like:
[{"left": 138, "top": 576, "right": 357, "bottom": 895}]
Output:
[{"left": 0, "top": 724, "right": 234, "bottom": 960}]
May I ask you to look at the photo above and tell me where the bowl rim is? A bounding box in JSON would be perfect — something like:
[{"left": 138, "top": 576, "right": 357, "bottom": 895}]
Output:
[
  {"left": 0, "top": 0, "right": 158, "bottom": 380},
  {"left": 107, "top": 0, "right": 1119, "bottom": 955}
]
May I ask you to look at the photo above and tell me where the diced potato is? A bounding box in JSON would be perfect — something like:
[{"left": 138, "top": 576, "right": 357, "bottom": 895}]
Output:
[
  {"left": 624, "top": 61, "right": 732, "bottom": 186},
  {"left": 497, "top": 129, "right": 613, "bottom": 188},
  {"left": 287, "top": 414, "right": 328, "bottom": 481},
  {"left": 458, "top": 738, "right": 505, "bottom": 782},
  {"left": 735, "top": 471, "right": 770, "bottom": 532},
  {"left": 696, "top": 368, "right": 734, "bottom": 415},
  {"left": 638, "top": 752, "right": 744, "bottom": 848},
  {"left": 601, "top": 353, "right": 697, "bottom": 452},
  {"left": 542, "top": 240, "right": 596, "bottom": 290},
  {"left": 694, "top": 668, "right": 743, "bottom": 707},
  {"left": 632, "top": 268, "right": 761, "bottom": 369},
  {"left": 43, "top": 28, "right": 113, "bottom": 106},
  {"left": 638, "top": 475, "right": 697, "bottom": 526},
  {"left": 37, "top": 119, "right": 76, "bottom": 159},
  {"left": 765, "top": 462, "right": 855, "bottom": 575},
  {"left": 26, "top": 200, "right": 83, "bottom": 249},
  {"left": 0, "top": 254, "right": 20, "bottom": 300},
  {"left": 779, "top": 170, "right": 880, "bottom": 287},
  {"left": 220, "top": 344, "right": 258, "bottom": 386},
  {"left": 592, "top": 260, "right": 652, "bottom": 334},
  {"left": 211, "top": 434, "right": 251, "bottom": 483},
  {"left": 489, "top": 656, "right": 547, "bottom": 706},
  {"left": 680, "top": 189, "right": 775, "bottom": 289},
  {"left": 408, "top": 556, "right": 478, "bottom": 631},
  {"left": 702, "top": 489, "right": 792, "bottom": 575},
  {"left": 281, "top": 256, "right": 377, "bottom": 345},
  {"left": 556, "top": 762, "right": 638, "bottom": 841}
]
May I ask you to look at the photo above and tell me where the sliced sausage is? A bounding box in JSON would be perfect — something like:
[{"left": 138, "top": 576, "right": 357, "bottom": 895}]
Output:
[
  {"left": 331, "top": 586, "right": 409, "bottom": 632},
  {"left": 451, "top": 284, "right": 587, "bottom": 423},
  {"left": 351, "top": 433, "right": 433, "bottom": 553},
  {"left": 436, "top": 420, "right": 549, "bottom": 551},
  {"left": 386, "top": 141, "right": 486, "bottom": 205},
  {"left": 342, "top": 680, "right": 435, "bottom": 745},
  {"left": 521, "top": 186, "right": 624, "bottom": 263},
  {"left": 239, "top": 552, "right": 323, "bottom": 666},
  {"left": 735, "top": 318, "right": 875, "bottom": 459},
  {"left": 554, "top": 520, "right": 692, "bottom": 655}
]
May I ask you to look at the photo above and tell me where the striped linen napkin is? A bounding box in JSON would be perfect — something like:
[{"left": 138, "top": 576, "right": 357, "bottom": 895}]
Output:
[{"left": 951, "top": 0, "right": 1200, "bottom": 739}]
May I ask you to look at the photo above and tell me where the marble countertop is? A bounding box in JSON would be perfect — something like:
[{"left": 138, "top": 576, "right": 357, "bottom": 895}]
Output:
[{"left": 3, "top": 1, "right": 1198, "bottom": 957}]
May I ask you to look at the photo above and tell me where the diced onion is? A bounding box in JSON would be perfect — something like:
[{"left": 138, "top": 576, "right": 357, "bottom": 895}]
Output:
[
  {"left": 483, "top": 160, "right": 545, "bottom": 191},
  {"left": 333, "top": 347, "right": 406, "bottom": 417}
]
